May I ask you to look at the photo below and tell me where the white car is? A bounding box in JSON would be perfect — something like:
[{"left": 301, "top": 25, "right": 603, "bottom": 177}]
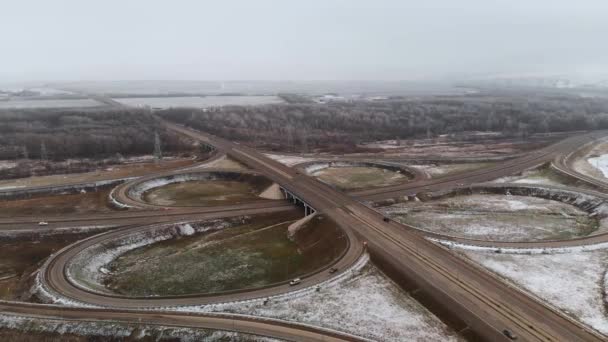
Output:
[
  {"left": 38, "top": 221, "right": 49, "bottom": 226},
  {"left": 289, "top": 278, "right": 301, "bottom": 286}
]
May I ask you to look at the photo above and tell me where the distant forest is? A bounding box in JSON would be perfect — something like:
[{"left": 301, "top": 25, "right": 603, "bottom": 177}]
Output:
[
  {"left": 1, "top": 93, "right": 607, "bottom": 160},
  {"left": 0, "top": 109, "right": 193, "bottom": 160},
  {"left": 160, "top": 93, "right": 608, "bottom": 153}
]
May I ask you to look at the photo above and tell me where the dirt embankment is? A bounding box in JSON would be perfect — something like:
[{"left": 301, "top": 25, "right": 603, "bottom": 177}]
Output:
[{"left": 292, "top": 215, "right": 348, "bottom": 272}]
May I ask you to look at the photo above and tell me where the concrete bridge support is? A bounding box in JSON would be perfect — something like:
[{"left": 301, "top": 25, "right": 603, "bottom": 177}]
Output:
[{"left": 280, "top": 186, "right": 316, "bottom": 217}]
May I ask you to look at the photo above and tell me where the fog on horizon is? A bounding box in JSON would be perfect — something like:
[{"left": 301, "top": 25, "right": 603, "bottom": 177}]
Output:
[{"left": 1, "top": 0, "right": 608, "bottom": 83}]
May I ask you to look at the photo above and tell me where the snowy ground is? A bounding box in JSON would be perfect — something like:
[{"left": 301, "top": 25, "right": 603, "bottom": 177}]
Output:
[
  {"left": 493, "top": 168, "right": 563, "bottom": 186},
  {"left": 572, "top": 139, "right": 608, "bottom": 180},
  {"left": 0, "top": 161, "right": 16, "bottom": 171},
  {"left": 461, "top": 248, "right": 608, "bottom": 336},
  {"left": 359, "top": 135, "right": 520, "bottom": 158},
  {"left": 407, "top": 163, "right": 493, "bottom": 178},
  {"left": 381, "top": 194, "right": 597, "bottom": 241},
  {"left": 0, "top": 186, "right": 24, "bottom": 191},
  {"left": 589, "top": 154, "right": 608, "bottom": 178},
  {"left": 0, "top": 99, "right": 102, "bottom": 109},
  {"left": 174, "top": 257, "right": 463, "bottom": 342},
  {"left": 113, "top": 95, "right": 284, "bottom": 109},
  {"left": 264, "top": 154, "right": 319, "bottom": 167}
]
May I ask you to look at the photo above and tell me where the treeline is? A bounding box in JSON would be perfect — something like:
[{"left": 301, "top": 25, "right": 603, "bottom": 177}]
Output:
[
  {"left": 158, "top": 93, "right": 608, "bottom": 153},
  {"left": 0, "top": 109, "right": 193, "bottom": 161}
]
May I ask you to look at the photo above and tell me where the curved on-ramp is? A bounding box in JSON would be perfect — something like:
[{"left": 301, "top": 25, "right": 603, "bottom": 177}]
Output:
[{"left": 0, "top": 301, "right": 365, "bottom": 342}]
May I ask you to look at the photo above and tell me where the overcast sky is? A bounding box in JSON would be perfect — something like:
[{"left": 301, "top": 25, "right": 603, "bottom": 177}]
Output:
[{"left": 1, "top": 0, "right": 607, "bottom": 82}]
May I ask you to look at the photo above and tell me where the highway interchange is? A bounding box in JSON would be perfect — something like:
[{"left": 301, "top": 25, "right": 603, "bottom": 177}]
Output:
[{"left": 1, "top": 120, "right": 607, "bottom": 341}]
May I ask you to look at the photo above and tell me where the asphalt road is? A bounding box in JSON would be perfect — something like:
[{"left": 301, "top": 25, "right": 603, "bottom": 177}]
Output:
[
  {"left": 163, "top": 122, "right": 606, "bottom": 341},
  {"left": 1, "top": 120, "right": 607, "bottom": 341}
]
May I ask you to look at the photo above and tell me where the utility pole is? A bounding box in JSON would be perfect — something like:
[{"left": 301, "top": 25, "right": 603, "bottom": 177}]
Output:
[
  {"left": 40, "top": 142, "right": 48, "bottom": 161},
  {"left": 154, "top": 131, "right": 162, "bottom": 161}
]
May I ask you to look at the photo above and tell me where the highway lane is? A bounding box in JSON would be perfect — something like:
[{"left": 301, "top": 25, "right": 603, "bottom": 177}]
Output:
[
  {"left": 352, "top": 131, "right": 606, "bottom": 202},
  {"left": 165, "top": 122, "right": 606, "bottom": 341},
  {"left": 0, "top": 201, "right": 292, "bottom": 231}
]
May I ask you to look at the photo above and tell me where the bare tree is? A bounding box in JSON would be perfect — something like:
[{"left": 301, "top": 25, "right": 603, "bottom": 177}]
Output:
[
  {"left": 286, "top": 125, "right": 294, "bottom": 151},
  {"left": 299, "top": 129, "right": 309, "bottom": 154}
]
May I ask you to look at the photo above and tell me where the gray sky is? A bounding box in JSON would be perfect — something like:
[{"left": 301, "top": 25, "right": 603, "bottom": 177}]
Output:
[{"left": 1, "top": 0, "right": 607, "bottom": 82}]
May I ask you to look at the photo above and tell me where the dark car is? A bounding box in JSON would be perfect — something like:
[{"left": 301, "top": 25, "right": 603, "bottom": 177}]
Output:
[
  {"left": 383, "top": 217, "right": 390, "bottom": 222},
  {"left": 503, "top": 329, "right": 518, "bottom": 340}
]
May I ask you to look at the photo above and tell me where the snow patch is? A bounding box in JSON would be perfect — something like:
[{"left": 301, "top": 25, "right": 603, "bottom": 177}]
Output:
[
  {"left": 433, "top": 238, "right": 608, "bottom": 254},
  {"left": 178, "top": 223, "right": 195, "bottom": 236},
  {"left": 264, "top": 154, "right": 319, "bottom": 167},
  {"left": 0, "top": 161, "right": 17, "bottom": 170},
  {"left": 463, "top": 249, "right": 608, "bottom": 335},
  {"left": 165, "top": 254, "right": 461, "bottom": 341},
  {"left": 65, "top": 218, "right": 247, "bottom": 295},
  {"left": 589, "top": 154, "right": 608, "bottom": 178}
]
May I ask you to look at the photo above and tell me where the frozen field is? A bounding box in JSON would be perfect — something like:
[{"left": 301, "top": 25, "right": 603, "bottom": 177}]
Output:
[
  {"left": 588, "top": 154, "right": 608, "bottom": 178},
  {"left": 572, "top": 139, "right": 608, "bottom": 180},
  {"left": 382, "top": 194, "right": 597, "bottom": 241},
  {"left": 113, "top": 95, "right": 284, "bottom": 108},
  {"left": 462, "top": 248, "right": 608, "bottom": 336},
  {"left": 0, "top": 99, "right": 102, "bottom": 109},
  {"left": 409, "top": 162, "right": 494, "bottom": 178},
  {"left": 264, "top": 154, "right": 320, "bottom": 167},
  {"left": 177, "top": 258, "right": 463, "bottom": 342}
]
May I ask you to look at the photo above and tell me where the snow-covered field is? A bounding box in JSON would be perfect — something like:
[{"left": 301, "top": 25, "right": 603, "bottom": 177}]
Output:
[
  {"left": 408, "top": 163, "right": 492, "bottom": 178},
  {"left": 172, "top": 256, "right": 462, "bottom": 342},
  {"left": 0, "top": 185, "right": 24, "bottom": 191},
  {"left": 382, "top": 194, "right": 596, "bottom": 241},
  {"left": 113, "top": 95, "right": 284, "bottom": 109},
  {"left": 0, "top": 161, "right": 16, "bottom": 170},
  {"left": 264, "top": 154, "right": 319, "bottom": 167},
  {"left": 572, "top": 140, "right": 608, "bottom": 180},
  {"left": 589, "top": 154, "right": 608, "bottom": 178},
  {"left": 462, "top": 248, "right": 608, "bottom": 336},
  {"left": 0, "top": 99, "right": 101, "bottom": 109},
  {"left": 493, "top": 169, "right": 563, "bottom": 186}
]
